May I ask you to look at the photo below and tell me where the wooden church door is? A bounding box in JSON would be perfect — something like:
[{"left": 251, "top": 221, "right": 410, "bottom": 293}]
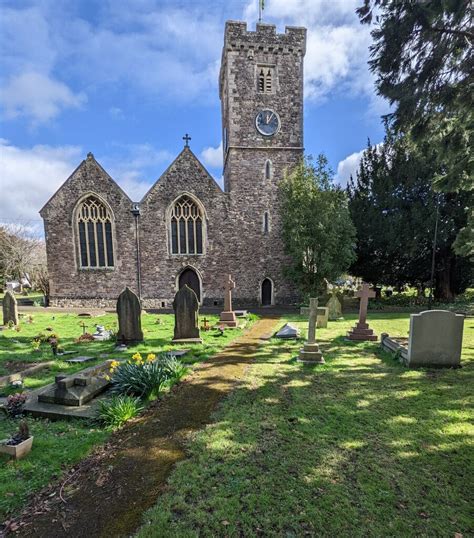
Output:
[{"left": 179, "top": 268, "right": 201, "bottom": 302}]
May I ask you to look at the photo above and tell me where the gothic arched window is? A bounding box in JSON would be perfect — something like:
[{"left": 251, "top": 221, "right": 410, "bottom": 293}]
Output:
[
  {"left": 169, "top": 196, "right": 204, "bottom": 255},
  {"left": 76, "top": 195, "right": 114, "bottom": 268}
]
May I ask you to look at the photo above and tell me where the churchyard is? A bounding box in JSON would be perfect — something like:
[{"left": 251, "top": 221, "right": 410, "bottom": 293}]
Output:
[
  {"left": 0, "top": 306, "right": 253, "bottom": 520},
  {"left": 0, "top": 294, "right": 472, "bottom": 535}
]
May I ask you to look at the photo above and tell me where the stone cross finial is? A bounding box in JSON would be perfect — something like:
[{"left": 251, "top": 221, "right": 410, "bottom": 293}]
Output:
[
  {"left": 307, "top": 297, "right": 318, "bottom": 344},
  {"left": 183, "top": 133, "right": 191, "bottom": 147},
  {"left": 223, "top": 274, "right": 236, "bottom": 312},
  {"left": 355, "top": 283, "right": 376, "bottom": 325}
]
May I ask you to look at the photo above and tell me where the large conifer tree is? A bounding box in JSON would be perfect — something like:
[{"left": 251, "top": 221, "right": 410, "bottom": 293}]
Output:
[{"left": 348, "top": 133, "right": 471, "bottom": 300}]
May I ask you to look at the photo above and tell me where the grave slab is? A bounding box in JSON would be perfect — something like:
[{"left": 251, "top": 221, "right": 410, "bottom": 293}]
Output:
[{"left": 275, "top": 323, "right": 300, "bottom": 339}]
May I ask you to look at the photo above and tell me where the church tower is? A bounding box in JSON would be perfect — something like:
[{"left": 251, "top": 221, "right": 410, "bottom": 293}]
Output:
[
  {"left": 220, "top": 21, "right": 306, "bottom": 193},
  {"left": 219, "top": 21, "right": 306, "bottom": 305}
]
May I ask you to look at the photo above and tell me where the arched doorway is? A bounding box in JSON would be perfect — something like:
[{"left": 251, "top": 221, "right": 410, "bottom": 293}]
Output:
[
  {"left": 178, "top": 267, "right": 201, "bottom": 302},
  {"left": 261, "top": 278, "right": 273, "bottom": 306}
]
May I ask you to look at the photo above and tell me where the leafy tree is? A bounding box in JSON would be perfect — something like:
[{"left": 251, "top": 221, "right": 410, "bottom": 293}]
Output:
[
  {"left": 357, "top": 0, "right": 473, "bottom": 254},
  {"left": 0, "top": 225, "right": 48, "bottom": 296},
  {"left": 348, "top": 133, "right": 472, "bottom": 300},
  {"left": 280, "top": 155, "right": 356, "bottom": 299}
]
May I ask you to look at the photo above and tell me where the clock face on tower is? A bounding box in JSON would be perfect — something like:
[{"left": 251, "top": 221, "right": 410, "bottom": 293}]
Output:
[{"left": 255, "top": 109, "right": 280, "bottom": 136}]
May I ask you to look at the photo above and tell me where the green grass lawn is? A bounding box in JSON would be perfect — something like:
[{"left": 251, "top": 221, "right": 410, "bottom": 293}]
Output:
[
  {"left": 138, "top": 313, "right": 474, "bottom": 537},
  {"left": 0, "top": 312, "right": 253, "bottom": 520},
  {"left": 0, "top": 311, "right": 251, "bottom": 389}
]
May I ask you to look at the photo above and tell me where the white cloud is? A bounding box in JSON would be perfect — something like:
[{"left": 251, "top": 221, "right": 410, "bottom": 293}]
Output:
[
  {"left": 335, "top": 149, "right": 365, "bottom": 187},
  {"left": 1, "top": 72, "right": 86, "bottom": 125},
  {"left": 335, "top": 142, "right": 383, "bottom": 186},
  {"left": 201, "top": 142, "right": 223, "bottom": 169},
  {"left": 243, "top": 0, "right": 375, "bottom": 104},
  {"left": 0, "top": 140, "right": 176, "bottom": 228},
  {"left": 0, "top": 139, "right": 82, "bottom": 232}
]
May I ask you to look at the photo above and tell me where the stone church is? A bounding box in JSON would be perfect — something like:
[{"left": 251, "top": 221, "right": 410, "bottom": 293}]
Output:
[{"left": 41, "top": 21, "right": 307, "bottom": 308}]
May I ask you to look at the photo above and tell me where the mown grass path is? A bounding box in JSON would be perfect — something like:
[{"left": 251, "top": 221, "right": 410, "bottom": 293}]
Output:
[{"left": 14, "top": 317, "right": 279, "bottom": 538}]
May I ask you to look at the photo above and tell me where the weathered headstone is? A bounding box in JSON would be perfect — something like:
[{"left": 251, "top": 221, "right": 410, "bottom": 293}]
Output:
[
  {"left": 298, "top": 298, "right": 324, "bottom": 363},
  {"left": 347, "top": 283, "right": 377, "bottom": 341},
  {"left": 219, "top": 274, "right": 238, "bottom": 327},
  {"left": 381, "top": 310, "right": 464, "bottom": 367},
  {"left": 116, "top": 287, "right": 143, "bottom": 344},
  {"left": 326, "top": 290, "right": 342, "bottom": 320},
  {"left": 2, "top": 290, "right": 18, "bottom": 326},
  {"left": 172, "top": 285, "right": 202, "bottom": 343}
]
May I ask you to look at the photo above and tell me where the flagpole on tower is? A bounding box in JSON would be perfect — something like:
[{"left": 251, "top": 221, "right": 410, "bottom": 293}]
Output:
[{"left": 258, "top": 0, "right": 264, "bottom": 22}]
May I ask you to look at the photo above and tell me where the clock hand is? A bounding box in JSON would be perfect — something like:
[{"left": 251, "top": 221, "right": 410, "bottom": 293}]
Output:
[{"left": 268, "top": 112, "right": 275, "bottom": 123}]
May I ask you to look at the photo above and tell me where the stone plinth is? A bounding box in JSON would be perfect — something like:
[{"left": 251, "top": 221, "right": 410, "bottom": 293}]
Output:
[
  {"left": 219, "top": 311, "right": 238, "bottom": 327},
  {"left": 298, "top": 342, "right": 324, "bottom": 364},
  {"left": 347, "top": 322, "right": 377, "bottom": 341}
]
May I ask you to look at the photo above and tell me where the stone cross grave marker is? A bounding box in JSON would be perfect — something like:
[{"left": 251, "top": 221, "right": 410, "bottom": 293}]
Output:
[
  {"left": 219, "top": 274, "right": 238, "bottom": 327},
  {"left": 172, "top": 285, "right": 202, "bottom": 343},
  {"left": 298, "top": 298, "right": 324, "bottom": 363},
  {"left": 116, "top": 287, "right": 143, "bottom": 344},
  {"left": 347, "top": 283, "right": 377, "bottom": 341},
  {"left": 2, "top": 290, "right": 18, "bottom": 326}
]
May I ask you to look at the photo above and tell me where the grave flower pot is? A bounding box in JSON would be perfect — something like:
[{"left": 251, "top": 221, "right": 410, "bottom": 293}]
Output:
[{"left": 0, "top": 436, "right": 34, "bottom": 460}]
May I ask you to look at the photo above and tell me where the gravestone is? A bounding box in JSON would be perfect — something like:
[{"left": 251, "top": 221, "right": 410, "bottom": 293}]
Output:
[
  {"left": 172, "top": 285, "right": 202, "bottom": 343},
  {"left": 298, "top": 298, "right": 324, "bottom": 363},
  {"left": 381, "top": 310, "right": 464, "bottom": 367},
  {"left": 300, "top": 306, "right": 329, "bottom": 328},
  {"left": 92, "top": 325, "right": 111, "bottom": 341},
  {"left": 347, "top": 283, "right": 377, "bottom": 341},
  {"left": 275, "top": 323, "right": 300, "bottom": 339},
  {"left": 2, "top": 290, "right": 18, "bottom": 326},
  {"left": 24, "top": 360, "right": 115, "bottom": 419},
  {"left": 326, "top": 291, "right": 342, "bottom": 320},
  {"left": 117, "top": 287, "right": 143, "bottom": 344},
  {"left": 219, "top": 274, "right": 238, "bottom": 327}
]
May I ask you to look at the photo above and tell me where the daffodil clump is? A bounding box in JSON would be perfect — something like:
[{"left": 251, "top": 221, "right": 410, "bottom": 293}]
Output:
[{"left": 108, "top": 351, "right": 188, "bottom": 400}]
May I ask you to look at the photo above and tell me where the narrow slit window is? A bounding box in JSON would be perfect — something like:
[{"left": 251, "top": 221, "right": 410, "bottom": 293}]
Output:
[
  {"left": 265, "top": 160, "right": 272, "bottom": 179},
  {"left": 264, "top": 212, "right": 270, "bottom": 234},
  {"left": 76, "top": 195, "right": 114, "bottom": 268}
]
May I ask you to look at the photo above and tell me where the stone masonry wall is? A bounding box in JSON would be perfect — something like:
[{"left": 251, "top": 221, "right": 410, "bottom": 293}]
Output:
[{"left": 42, "top": 21, "right": 306, "bottom": 308}]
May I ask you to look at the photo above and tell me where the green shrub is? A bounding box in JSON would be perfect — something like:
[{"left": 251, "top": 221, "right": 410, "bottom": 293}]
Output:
[{"left": 98, "top": 395, "right": 143, "bottom": 429}]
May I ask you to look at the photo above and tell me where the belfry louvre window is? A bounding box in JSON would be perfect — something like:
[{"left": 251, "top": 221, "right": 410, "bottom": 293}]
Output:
[
  {"left": 76, "top": 196, "right": 114, "bottom": 268},
  {"left": 170, "top": 196, "right": 204, "bottom": 255},
  {"left": 257, "top": 66, "right": 274, "bottom": 94}
]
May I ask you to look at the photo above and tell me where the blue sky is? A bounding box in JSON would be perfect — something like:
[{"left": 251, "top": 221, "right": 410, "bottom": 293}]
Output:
[{"left": 0, "top": 0, "right": 388, "bottom": 233}]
